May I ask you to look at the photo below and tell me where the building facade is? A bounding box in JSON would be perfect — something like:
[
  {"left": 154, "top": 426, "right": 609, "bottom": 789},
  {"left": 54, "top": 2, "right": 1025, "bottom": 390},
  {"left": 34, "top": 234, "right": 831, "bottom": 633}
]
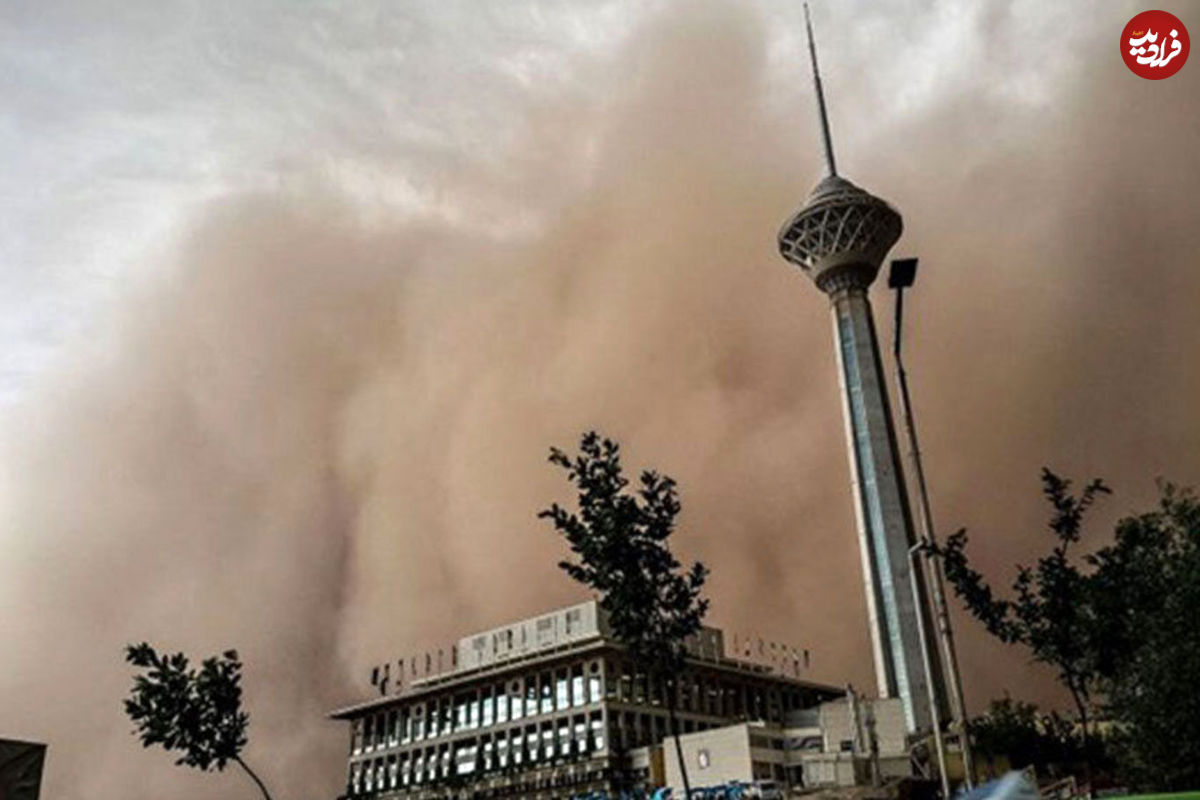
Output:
[
  {"left": 331, "top": 602, "right": 840, "bottom": 799},
  {"left": 661, "top": 696, "right": 912, "bottom": 795},
  {"left": 0, "top": 738, "right": 47, "bottom": 800}
]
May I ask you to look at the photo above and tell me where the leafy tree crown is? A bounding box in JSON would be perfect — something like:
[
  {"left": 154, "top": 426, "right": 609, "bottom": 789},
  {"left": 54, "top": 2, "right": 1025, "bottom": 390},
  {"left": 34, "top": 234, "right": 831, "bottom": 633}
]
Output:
[
  {"left": 124, "top": 643, "right": 249, "bottom": 772},
  {"left": 539, "top": 431, "right": 709, "bottom": 677}
]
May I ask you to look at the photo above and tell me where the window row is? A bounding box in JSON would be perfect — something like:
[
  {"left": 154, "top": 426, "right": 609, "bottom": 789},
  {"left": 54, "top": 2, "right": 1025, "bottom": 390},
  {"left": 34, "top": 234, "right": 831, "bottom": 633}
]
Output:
[
  {"left": 348, "top": 714, "right": 606, "bottom": 795},
  {"left": 603, "top": 662, "right": 815, "bottom": 722},
  {"left": 353, "top": 661, "right": 603, "bottom": 754}
]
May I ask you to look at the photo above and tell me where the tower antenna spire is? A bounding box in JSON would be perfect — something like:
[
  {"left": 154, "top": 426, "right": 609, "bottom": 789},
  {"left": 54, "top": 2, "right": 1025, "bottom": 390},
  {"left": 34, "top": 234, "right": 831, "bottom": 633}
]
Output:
[{"left": 803, "top": 2, "right": 837, "bottom": 177}]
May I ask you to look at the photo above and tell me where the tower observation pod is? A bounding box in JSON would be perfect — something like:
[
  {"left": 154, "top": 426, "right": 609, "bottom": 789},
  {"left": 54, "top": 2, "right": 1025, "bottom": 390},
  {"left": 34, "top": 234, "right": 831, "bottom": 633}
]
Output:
[{"left": 777, "top": 5, "right": 947, "bottom": 735}]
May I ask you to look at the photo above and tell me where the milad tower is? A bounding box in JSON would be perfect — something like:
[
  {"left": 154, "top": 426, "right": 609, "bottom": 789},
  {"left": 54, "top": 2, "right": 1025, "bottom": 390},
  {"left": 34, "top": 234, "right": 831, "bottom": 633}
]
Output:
[{"left": 777, "top": 7, "right": 947, "bottom": 735}]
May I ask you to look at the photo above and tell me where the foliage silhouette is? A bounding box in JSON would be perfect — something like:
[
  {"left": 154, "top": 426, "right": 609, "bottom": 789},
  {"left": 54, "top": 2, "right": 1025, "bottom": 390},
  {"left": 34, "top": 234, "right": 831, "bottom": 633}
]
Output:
[
  {"left": 969, "top": 696, "right": 1084, "bottom": 777},
  {"left": 1086, "top": 482, "right": 1200, "bottom": 791},
  {"left": 937, "top": 470, "right": 1200, "bottom": 791},
  {"left": 540, "top": 431, "right": 709, "bottom": 797},
  {"left": 934, "top": 469, "right": 1109, "bottom": 746},
  {"left": 124, "top": 643, "right": 273, "bottom": 800}
]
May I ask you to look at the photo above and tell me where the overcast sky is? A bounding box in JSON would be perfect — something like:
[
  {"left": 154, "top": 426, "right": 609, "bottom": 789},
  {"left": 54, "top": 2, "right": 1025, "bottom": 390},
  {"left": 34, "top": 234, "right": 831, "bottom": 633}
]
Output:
[{"left": 0, "top": 0, "right": 1101, "bottom": 406}]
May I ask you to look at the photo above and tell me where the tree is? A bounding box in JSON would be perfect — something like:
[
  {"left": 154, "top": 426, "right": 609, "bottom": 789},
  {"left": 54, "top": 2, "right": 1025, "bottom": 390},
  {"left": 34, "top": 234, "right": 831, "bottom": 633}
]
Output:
[
  {"left": 938, "top": 471, "right": 1200, "bottom": 791},
  {"left": 124, "top": 643, "right": 273, "bottom": 800},
  {"left": 539, "top": 432, "right": 709, "bottom": 798},
  {"left": 934, "top": 469, "right": 1109, "bottom": 782},
  {"left": 969, "top": 696, "right": 1081, "bottom": 776},
  {"left": 1087, "top": 483, "right": 1200, "bottom": 791}
]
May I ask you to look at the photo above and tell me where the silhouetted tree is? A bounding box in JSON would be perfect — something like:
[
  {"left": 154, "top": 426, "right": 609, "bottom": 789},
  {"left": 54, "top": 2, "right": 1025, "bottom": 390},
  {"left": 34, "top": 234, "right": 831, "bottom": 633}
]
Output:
[
  {"left": 124, "top": 643, "right": 273, "bottom": 800},
  {"left": 540, "top": 432, "right": 709, "bottom": 798},
  {"left": 936, "top": 470, "right": 1109, "bottom": 743},
  {"left": 939, "top": 471, "right": 1200, "bottom": 791},
  {"left": 969, "top": 696, "right": 1082, "bottom": 776},
  {"left": 1087, "top": 482, "right": 1200, "bottom": 791}
]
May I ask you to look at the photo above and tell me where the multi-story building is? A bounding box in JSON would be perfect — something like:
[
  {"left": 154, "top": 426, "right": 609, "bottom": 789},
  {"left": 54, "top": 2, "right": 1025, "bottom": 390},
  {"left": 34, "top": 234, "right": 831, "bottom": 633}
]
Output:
[
  {"left": 330, "top": 601, "right": 841, "bottom": 799},
  {"left": 0, "top": 737, "right": 47, "bottom": 800},
  {"left": 660, "top": 696, "right": 911, "bottom": 794}
]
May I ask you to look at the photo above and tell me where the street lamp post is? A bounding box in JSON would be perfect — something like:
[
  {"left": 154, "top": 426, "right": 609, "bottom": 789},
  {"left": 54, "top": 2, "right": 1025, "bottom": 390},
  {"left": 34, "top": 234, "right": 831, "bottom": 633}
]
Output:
[
  {"left": 889, "top": 257, "right": 976, "bottom": 790},
  {"left": 909, "top": 539, "right": 951, "bottom": 797}
]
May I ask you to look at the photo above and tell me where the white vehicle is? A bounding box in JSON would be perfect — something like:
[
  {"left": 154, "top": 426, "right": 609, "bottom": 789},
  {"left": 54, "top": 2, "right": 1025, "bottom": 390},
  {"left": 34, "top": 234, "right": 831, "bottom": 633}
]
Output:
[{"left": 749, "top": 781, "right": 784, "bottom": 800}]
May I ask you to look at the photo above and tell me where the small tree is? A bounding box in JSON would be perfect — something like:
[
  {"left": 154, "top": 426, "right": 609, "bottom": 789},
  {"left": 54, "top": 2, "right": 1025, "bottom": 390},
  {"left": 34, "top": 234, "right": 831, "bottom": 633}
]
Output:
[
  {"left": 1087, "top": 482, "right": 1200, "bottom": 791},
  {"left": 540, "top": 432, "right": 709, "bottom": 798},
  {"left": 936, "top": 470, "right": 1108, "bottom": 742},
  {"left": 124, "top": 643, "right": 273, "bottom": 800},
  {"left": 969, "top": 696, "right": 1082, "bottom": 777},
  {"left": 934, "top": 469, "right": 1109, "bottom": 790},
  {"left": 937, "top": 471, "right": 1200, "bottom": 791}
]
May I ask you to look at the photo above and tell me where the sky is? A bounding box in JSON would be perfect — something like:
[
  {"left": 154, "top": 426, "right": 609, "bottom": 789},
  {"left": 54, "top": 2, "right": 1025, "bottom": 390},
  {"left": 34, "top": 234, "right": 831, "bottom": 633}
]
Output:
[{"left": 1, "top": 1, "right": 1198, "bottom": 798}]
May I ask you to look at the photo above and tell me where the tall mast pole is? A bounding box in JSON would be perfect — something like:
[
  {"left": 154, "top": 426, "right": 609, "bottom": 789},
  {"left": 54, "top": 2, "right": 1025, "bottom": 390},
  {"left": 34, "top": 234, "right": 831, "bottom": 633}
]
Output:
[{"left": 803, "top": 3, "right": 838, "bottom": 177}]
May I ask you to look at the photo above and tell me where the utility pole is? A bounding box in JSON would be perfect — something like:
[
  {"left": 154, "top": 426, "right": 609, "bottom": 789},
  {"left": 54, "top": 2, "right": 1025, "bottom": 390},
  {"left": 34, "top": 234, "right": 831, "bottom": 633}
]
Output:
[
  {"left": 910, "top": 539, "right": 950, "bottom": 797},
  {"left": 889, "top": 257, "right": 976, "bottom": 790}
]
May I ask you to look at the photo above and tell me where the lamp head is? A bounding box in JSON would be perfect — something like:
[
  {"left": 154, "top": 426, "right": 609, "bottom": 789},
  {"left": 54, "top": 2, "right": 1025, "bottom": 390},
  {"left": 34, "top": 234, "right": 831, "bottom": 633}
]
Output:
[{"left": 888, "top": 258, "right": 918, "bottom": 289}]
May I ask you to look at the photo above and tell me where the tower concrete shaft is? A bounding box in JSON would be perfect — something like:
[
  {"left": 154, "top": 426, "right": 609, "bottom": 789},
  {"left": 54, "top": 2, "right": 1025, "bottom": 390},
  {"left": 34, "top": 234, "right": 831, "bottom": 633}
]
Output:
[
  {"left": 776, "top": 4, "right": 948, "bottom": 735},
  {"left": 829, "top": 286, "right": 945, "bottom": 733}
]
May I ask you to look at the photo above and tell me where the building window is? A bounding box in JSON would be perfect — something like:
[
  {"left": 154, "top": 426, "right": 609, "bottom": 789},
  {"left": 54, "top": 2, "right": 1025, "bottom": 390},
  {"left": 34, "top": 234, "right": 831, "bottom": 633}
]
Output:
[
  {"left": 456, "top": 696, "right": 468, "bottom": 730},
  {"left": 413, "top": 706, "right": 425, "bottom": 741},
  {"left": 542, "top": 726, "right": 555, "bottom": 760},
  {"left": 590, "top": 662, "right": 604, "bottom": 703},
  {"left": 455, "top": 742, "right": 477, "bottom": 775},
  {"left": 483, "top": 689, "right": 495, "bottom": 727},
  {"left": 558, "top": 721, "right": 571, "bottom": 758},
  {"left": 556, "top": 670, "right": 570, "bottom": 711},
  {"left": 565, "top": 608, "right": 582, "bottom": 634},
  {"left": 526, "top": 679, "right": 539, "bottom": 718},
  {"left": 540, "top": 672, "right": 554, "bottom": 715},
  {"left": 496, "top": 685, "right": 509, "bottom": 724},
  {"left": 512, "top": 730, "right": 525, "bottom": 765},
  {"left": 590, "top": 714, "right": 605, "bottom": 751},
  {"left": 572, "top": 664, "right": 586, "bottom": 707}
]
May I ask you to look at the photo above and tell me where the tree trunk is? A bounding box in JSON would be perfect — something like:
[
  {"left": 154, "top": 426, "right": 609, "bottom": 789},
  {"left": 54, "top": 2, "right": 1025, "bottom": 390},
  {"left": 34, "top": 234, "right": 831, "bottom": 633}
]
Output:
[
  {"left": 1069, "top": 686, "right": 1094, "bottom": 796},
  {"left": 667, "top": 678, "right": 693, "bottom": 799},
  {"left": 234, "top": 755, "right": 273, "bottom": 800}
]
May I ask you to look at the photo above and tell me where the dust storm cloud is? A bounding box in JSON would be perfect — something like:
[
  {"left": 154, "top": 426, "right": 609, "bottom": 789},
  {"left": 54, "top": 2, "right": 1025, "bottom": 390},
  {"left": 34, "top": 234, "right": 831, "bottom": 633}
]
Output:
[{"left": 2, "top": 1, "right": 1198, "bottom": 798}]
